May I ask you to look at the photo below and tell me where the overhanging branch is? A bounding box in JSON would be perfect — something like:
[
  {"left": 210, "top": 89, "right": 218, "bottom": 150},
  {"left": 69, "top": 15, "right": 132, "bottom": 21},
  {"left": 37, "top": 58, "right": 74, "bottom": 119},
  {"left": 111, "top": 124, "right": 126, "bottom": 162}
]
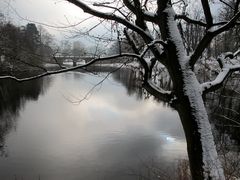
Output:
[
  {"left": 0, "top": 53, "right": 140, "bottom": 82},
  {"left": 66, "top": 0, "right": 153, "bottom": 42},
  {"left": 201, "top": 51, "right": 240, "bottom": 94},
  {"left": 0, "top": 52, "right": 173, "bottom": 103}
]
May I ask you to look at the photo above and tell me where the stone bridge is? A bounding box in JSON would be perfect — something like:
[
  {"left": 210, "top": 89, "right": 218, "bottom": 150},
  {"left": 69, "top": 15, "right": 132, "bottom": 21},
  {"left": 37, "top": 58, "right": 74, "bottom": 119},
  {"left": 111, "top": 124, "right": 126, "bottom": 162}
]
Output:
[
  {"left": 55, "top": 55, "right": 133, "bottom": 66},
  {"left": 55, "top": 55, "right": 94, "bottom": 66}
]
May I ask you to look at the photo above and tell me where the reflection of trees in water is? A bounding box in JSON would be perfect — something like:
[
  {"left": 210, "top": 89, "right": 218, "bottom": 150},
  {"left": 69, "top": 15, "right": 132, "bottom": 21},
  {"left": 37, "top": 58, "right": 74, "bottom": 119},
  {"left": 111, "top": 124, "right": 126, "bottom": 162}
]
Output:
[
  {"left": 79, "top": 66, "right": 145, "bottom": 100},
  {"left": 113, "top": 69, "right": 240, "bottom": 178},
  {"left": 206, "top": 74, "right": 240, "bottom": 147},
  {"left": 112, "top": 68, "right": 172, "bottom": 105},
  {"left": 111, "top": 67, "right": 240, "bottom": 145},
  {"left": 0, "top": 78, "right": 52, "bottom": 156},
  {"left": 112, "top": 69, "right": 144, "bottom": 100},
  {"left": 81, "top": 65, "right": 122, "bottom": 74},
  {"left": 81, "top": 65, "right": 172, "bottom": 101}
]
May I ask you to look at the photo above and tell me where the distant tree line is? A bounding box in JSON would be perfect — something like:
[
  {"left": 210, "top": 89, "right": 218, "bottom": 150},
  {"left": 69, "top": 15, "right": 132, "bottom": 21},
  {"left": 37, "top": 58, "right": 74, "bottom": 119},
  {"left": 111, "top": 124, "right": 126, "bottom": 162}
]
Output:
[{"left": 0, "top": 13, "right": 54, "bottom": 72}]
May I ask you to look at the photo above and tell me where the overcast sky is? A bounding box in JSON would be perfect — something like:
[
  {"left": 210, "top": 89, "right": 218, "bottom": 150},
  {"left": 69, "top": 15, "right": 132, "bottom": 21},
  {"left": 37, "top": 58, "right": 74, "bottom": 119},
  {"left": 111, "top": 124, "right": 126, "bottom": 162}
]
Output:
[
  {"left": 2, "top": 0, "right": 86, "bottom": 22},
  {"left": 0, "top": 0, "right": 114, "bottom": 47},
  {"left": 0, "top": 0, "right": 222, "bottom": 47}
]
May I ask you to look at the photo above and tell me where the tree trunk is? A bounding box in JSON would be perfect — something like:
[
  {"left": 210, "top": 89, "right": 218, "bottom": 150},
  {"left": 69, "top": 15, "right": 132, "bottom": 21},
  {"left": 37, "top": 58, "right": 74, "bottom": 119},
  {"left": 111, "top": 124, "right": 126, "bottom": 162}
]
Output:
[
  {"left": 156, "top": 4, "right": 225, "bottom": 179},
  {"left": 174, "top": 71, "right": 225, "bottom": 180}
]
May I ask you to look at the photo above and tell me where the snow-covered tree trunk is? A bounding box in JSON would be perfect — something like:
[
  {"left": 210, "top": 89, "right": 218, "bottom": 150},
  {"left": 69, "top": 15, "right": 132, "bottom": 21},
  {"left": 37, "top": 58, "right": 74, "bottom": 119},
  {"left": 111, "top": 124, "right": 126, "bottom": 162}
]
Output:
[
  {"left": 159, "top": 4, "right": 225, "bottom": 179},
  {"left": 176, "top": 75, "right": 225, "bottom": 179}
]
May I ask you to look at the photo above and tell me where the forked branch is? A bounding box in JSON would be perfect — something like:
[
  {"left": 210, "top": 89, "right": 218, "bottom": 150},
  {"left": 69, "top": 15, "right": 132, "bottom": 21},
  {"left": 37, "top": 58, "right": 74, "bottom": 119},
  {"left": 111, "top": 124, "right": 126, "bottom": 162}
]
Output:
[
  {"left": 201, "top": 0, "right": 213, "bottom": 28},
  {"left": 189, "top": 10, "right": 240, "bottom": 68}
]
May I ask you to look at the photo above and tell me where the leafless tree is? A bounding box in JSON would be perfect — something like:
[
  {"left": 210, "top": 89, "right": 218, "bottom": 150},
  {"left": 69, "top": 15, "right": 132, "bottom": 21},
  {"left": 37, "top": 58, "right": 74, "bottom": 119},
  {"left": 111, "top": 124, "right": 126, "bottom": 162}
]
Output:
[{"left": 1, "top": 0, "right": 240, "bottom": 179}]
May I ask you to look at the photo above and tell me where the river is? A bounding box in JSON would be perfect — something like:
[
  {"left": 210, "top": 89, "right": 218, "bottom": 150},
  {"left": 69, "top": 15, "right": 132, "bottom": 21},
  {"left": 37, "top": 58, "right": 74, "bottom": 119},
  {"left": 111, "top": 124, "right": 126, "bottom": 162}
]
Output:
[{"left": 0, "top": 68, "right": 187, "bottom": 180}]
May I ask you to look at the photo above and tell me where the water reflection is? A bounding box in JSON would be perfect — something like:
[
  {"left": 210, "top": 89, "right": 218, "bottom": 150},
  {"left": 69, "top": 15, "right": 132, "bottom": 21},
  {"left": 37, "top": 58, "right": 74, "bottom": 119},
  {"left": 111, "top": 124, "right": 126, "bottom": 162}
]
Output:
[
  {"left": 0, "top": 78, "right": 51, "bottom": 157},
  {"left": 0, "top": 69, "right": 186, "bottom": 180},
  {"left": 112, "top": 69, "right": 144, "bottom": 100}
]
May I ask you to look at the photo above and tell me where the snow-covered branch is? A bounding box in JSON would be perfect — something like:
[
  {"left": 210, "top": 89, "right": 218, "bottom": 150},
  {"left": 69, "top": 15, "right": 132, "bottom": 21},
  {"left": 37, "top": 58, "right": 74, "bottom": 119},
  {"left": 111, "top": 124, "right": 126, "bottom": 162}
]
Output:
[
  {"left": 234, "top": 49, "right": 240, "bottom": 57},
  {"left": 201, "top": 52, "right": 240, "bottom": 94},
  {"left": 143, "top": 80, "right": 173, "bottom": 102}
]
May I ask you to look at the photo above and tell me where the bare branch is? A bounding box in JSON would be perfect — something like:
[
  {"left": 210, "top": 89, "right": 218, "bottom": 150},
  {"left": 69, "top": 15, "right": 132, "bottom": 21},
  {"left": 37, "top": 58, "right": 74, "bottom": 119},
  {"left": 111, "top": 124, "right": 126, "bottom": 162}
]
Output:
[
  {"left": 65, "top": 0, "right": 154, "bottom": 42},
  {"left": 123, "top": 29, "right": 167, "bottom": 82},
  {"left": 93, "top": 3, "right": 128, "bottom": 19},
  {"left": 175, "top": 14, "right": 207, "bottom": 27},
  {"left": 215, "top": 114, "right": 240, "bottom": 126},
  {"left": 172, "top": 0, "right": 185, "bottom": 6},
  {"left": 122, "top": 1, "right": 168, "bottom": 69},
  {"left": 235, "top": 0, "right": 240, "bottom": 15},
  {"left": 8, "top": 3, "right": 93, "bottom": 29},
  {"left": 212, "top": 11, "right": 240, "bottom": 34},
  {"left": 219, "top": 0, "right": 234, "bottom": 10},
  {"left": 123, "top": 0, "right": 157, "bottom": 22},
  {"left": 212, "top": 21, "right": 240, "bottom": 26},
  {"left": 190, "top": 11, "right": 240, "bottom": 68},
  {"left": 16, "top": 59, "right": 48, "bottom": 72},
  {"left": 0, "top": 53, "right": 140, "bottom": 82},
  {"left": 143, "top": 0, "right": 149, "bottom": 10},
  {"left": 201, "top": 0, "right": 213, "bottom": 28},
  {"left": 67, "top": 61, "right": 129, "bottom": 104}
]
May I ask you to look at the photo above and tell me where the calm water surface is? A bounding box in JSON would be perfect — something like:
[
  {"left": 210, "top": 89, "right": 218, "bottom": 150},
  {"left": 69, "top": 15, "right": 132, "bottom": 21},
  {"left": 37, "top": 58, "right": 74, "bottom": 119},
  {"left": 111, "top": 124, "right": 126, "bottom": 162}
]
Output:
[{"left": 0, "top": 69, "right": 187, "bottom": 180}]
